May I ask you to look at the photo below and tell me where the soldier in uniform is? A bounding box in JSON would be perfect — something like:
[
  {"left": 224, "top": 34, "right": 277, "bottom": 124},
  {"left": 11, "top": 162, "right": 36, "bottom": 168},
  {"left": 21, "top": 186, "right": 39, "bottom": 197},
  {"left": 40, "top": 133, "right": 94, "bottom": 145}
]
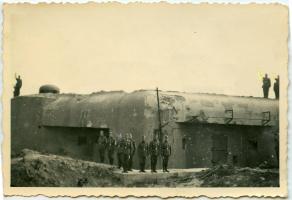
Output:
[
  {"left": 13, "top": 74, "right": 22, "bottom": 97},
  {"left": 274, "top": 75, "right": 279, "bottom": 99},
  {"left": 149, "top": 134, "right": 160, "bottom": 173},
  {"left": 107, "top": 130, "right": 116, "bottom": 165},
  {"left": 262, "top": 74, "right": 271, "bottom": 98},
  {"left": 122, "top": 134, "right": 132, "bottom": 173},
  {"left": 137, "top": 135, "right": 148, "bottom": 172},
  {"left": 98, "top": 130, "right": 107, "bottom": 163},
  {"left": 116, "top": 133, "right": 123, "bottom": 169},
  {"left": 161, "top": 135, "right": 171, "bottom": 172},
  {"left": 128, "top": 133, "right": 136, "bottom": 171}
]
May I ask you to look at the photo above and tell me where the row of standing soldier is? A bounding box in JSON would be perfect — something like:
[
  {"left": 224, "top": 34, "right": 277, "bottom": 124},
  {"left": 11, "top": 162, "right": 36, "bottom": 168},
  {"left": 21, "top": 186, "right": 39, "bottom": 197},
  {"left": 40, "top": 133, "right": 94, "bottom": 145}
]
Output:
[
  {"left": 262, "top": 74, "right": 279, "bottom": 99},
  {"left": 97, "top": 131, "right": 171, "bottom": 173}
]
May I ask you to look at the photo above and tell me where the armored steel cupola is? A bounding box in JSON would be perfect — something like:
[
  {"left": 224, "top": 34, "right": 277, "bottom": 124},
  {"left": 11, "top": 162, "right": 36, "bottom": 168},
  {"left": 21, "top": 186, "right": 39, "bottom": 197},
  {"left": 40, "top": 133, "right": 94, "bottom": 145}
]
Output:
[{"left": 39, "top": 84, "right": 60, "bottom": 94}]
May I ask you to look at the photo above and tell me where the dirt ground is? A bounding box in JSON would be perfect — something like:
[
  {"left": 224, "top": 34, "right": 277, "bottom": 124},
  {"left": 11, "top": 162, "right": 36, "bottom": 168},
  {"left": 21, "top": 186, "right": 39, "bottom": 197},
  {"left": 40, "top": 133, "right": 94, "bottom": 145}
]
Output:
[
  {"left": 195, "top": 165, "right": 279, "bottom": 187},
  {"left": 11, "top": 149, "right": 279, "bottom": 187}
]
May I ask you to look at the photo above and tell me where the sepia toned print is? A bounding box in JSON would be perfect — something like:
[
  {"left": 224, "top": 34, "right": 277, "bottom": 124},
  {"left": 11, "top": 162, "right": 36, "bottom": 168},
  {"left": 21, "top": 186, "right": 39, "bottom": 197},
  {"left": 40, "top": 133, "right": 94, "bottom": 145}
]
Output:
[{"left": 3, "top": 3, "right": 288, "bottom": 197}]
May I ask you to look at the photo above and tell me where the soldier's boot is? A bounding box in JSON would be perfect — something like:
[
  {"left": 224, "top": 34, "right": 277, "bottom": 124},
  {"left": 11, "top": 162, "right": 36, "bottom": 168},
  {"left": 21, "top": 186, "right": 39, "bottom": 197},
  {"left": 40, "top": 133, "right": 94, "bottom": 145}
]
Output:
[
  {"left": 152, "top": 158, "right": 157, "bottom": 172},
  {"left": 165, "top": 157, "right": 169, "bottom": 172},
  {"left": 153, "top": 163, "right": 157, "bottom": 173},
  {"left": 118, "top": 154, "right": 122, "bottom": 169},
  {"left": 151, "top": 163, "right": 154, "bottom": 173},
  {"left": 129, "top": 157, "right": 133, "bottom": 171},
  {"left": 109, "top": 157, "right": 113, "bottom": 165},
  {"left": 142, "top": 159, "right": 146, "bottom": 172},
  {"left": 165, "top": 166, "right": 169, "bottom": 173},
  {"left": 122, "top": 162, "right": 128, "bottom": 173},
  {"left": 122, "top": 155, "right": 128, "bottom": 173},
  {"left": 139, "top": 161, "right": 143, "bottom": 172},
  {"left": 127, "top": 158, "right": 131, "bottom": 171},
  {"left": 100, "top": 155, "right": 104, "bottom": 163},
  {"left": 122, "top": 166, "right": 128, "bottom": 173}
]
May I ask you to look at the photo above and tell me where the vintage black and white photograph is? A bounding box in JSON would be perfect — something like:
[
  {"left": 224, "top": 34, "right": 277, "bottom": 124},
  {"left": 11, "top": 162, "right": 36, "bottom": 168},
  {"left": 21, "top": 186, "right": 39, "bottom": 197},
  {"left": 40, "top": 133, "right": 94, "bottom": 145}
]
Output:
[{"left": 3, "top": 2, "right": 288, "bottom": 198}]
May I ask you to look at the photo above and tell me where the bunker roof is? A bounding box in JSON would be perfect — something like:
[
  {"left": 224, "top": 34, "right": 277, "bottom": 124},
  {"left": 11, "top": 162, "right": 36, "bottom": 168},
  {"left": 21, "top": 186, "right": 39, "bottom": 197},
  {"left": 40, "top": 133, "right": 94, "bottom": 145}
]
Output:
[{"left": 16, "top": 90, "right": 279, "bottom": 127}]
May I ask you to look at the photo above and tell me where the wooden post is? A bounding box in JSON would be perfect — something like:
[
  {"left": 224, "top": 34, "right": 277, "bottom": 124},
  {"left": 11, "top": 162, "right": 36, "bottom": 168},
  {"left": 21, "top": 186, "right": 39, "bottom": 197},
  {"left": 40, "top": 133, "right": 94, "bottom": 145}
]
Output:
[{"left": 156, "top": 87, "right": 163, "bottom": 143}]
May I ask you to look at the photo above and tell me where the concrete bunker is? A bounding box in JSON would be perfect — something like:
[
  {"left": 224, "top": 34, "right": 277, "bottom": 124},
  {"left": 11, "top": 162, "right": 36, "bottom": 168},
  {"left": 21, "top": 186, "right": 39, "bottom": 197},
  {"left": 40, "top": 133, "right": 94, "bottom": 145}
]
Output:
[{"left": 11, "top": 89, "right": 279, "bottom": 169}]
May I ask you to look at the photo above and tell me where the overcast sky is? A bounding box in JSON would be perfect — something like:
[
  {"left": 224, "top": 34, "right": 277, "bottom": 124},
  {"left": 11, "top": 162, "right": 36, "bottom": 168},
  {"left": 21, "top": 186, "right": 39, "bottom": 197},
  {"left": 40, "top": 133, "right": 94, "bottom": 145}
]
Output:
[{"left": 4, "top": 3, "right": 288, "bottom": 98}]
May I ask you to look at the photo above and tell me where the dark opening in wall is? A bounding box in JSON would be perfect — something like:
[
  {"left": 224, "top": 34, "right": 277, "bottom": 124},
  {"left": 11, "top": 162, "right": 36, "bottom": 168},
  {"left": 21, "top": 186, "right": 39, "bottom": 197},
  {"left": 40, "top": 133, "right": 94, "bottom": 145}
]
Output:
[
  {"left": 248, "top": 139, "right": 258, "bottom": 151},
  {"left": 233, "top": 155, "right": 238, "bottom": 165},
  {"left": 182, "top": 135, "right": 187, "bottom": 150},
  {"left": 78, "top": 136, "right": 87, "bottom": 145}
]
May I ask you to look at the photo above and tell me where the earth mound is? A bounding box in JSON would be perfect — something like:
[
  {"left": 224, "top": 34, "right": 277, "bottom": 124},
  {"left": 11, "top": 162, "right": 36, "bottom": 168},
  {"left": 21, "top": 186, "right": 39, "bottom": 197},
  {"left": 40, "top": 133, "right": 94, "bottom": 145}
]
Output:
[{"left": 11, "top": 149, "right": 122, "bottom": 187}]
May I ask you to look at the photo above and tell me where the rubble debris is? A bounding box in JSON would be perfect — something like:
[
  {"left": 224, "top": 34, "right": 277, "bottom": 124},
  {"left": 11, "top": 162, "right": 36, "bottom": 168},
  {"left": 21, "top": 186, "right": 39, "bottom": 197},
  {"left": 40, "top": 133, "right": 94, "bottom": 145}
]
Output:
[{"left": 196, "top": 165, "right": 279, "bottom": 187}]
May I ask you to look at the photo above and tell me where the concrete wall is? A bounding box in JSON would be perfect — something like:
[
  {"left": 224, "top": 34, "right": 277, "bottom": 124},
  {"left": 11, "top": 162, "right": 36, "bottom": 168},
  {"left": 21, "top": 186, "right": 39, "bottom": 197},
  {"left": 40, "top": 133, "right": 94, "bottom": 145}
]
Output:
[
  {"left": 11, "top": 96, "right": 55, "bottom": 157},
  {"left": 176, "top": 123, "right": 278, "bottom": 168},
  {"left": 11, "top": 90, "right": 279, "bottom": 169}
]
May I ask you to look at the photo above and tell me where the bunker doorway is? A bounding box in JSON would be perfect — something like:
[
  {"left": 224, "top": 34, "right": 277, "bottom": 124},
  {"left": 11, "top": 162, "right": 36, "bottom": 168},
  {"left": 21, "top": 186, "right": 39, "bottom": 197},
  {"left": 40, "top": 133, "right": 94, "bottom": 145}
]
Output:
[
  {"left": 42, "top": 126, "right": 110, "bottom": 162},
  {"left": 211, "top": 134, "right": 228, "bottom": 165}
]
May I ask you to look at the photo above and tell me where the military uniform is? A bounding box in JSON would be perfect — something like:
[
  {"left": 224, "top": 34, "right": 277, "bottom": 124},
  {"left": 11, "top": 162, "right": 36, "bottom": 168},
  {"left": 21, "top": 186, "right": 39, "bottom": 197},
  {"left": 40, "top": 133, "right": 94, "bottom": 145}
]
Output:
[
  {"left": 128, "top": 138, "right": 136, "bottom": 171},
  {"left": 137, "top": 140, "right": 148, "bottom": 172},
  {"left": 149, "top": 139, "right": 160, "bottom": 172},
  {"left": 14, "top": 76, "right": 22, "bottom": 97},
  {"left": 262, "top": 76, "right": 271, "bottom": 98},
  {"left": 98, "top": 135, "right": 107, "bottom": 163},
  {"left": 274, "top": 78, "right": 279, "bottom": 99},
  {"left": 116, "top": 138, "right": 123, "bottom": 169},
  {"left": 107, "top": 136, "right": 116, "bottom": 165},
  {"left": 122, "top": 138, "right": 132, "bottom": 173},
  {"left": 161, "top": 140, "right": 171, "bottom": 172}
]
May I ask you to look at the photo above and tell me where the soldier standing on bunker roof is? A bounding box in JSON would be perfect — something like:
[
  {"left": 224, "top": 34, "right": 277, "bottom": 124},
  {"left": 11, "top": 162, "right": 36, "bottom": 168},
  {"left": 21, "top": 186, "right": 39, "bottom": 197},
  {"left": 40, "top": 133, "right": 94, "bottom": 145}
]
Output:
[
  {"left": 13, "top": 74, "right": 22, "bottom": 97},
  {"left": 107, "top": 130, "right": 116, "bottom": 165},
  {"left": 149, "top": 134, "right": 160, "bottom": 173},
  {"left": 274, "top": 75, "right": 279, "bottom": 99},
  {"left": 161, "top": 135, "right": 171, "bottom": 172},
  {"left": 128, "top": 133, "right": 136, "bottom": 171},
  {"left": 138, "top": 135, "right": 148, "bottom": 173},
  {"left": 116, "top": 133, "right": 123, "bottom": 169},
  {"left": 98, "top": 130, "right": 107, "bottom": 163},
  {"left": 122, "top": 133, "right": 132, "bottom": 173},
  {"left": 262, "top": 73, "right": 271, "bottom": 98}
]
